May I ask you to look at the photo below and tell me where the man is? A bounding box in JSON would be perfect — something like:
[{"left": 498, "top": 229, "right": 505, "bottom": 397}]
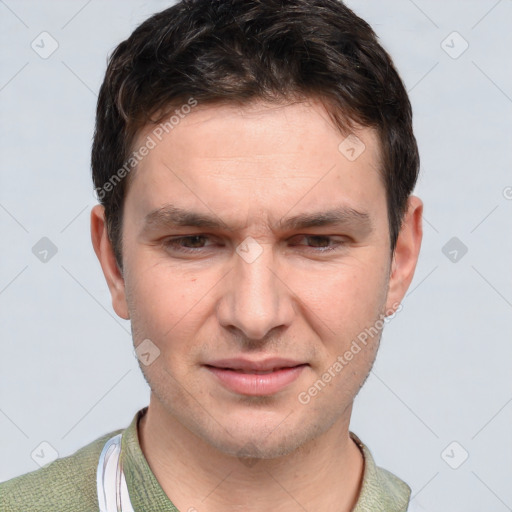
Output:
[{"left": 1, "top": 0, "right": 423, "bottom": 510}]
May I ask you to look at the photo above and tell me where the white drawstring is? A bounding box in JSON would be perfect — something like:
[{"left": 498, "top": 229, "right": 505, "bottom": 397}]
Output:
[{"left": 96, "top": 434, "right": 135, "bottom": 512}]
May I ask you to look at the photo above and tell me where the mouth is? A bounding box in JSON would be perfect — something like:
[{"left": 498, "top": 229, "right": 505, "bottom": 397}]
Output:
[
  {"left": 214, "top": 368, "right": 291, "bottom": 374},
  {"left": 204, "top": 358, "right": 308, "bottom": 396}
]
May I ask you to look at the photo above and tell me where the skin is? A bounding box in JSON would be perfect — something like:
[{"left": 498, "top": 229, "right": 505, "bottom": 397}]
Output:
[{"left": 91, "top": 98, "right": 423, "bottom": 511}]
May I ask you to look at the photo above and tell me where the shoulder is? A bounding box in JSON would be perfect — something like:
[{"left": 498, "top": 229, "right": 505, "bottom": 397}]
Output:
[
  {"left": 350, "top": 432, "right": 411, "bottom": 512},
  {"left": 0, "top": 428, "right": 122, "bottom": 512}
]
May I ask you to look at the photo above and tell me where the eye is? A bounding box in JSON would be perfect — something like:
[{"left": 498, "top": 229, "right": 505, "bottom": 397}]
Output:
[
  {"left": 289, "top": 235, "right": 346, "bottom": 252},
  {"left": 162, "top": 235, "right": 217, "bottom": 253}
]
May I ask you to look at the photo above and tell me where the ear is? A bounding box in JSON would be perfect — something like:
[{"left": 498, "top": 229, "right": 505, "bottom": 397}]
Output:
[
  {"left": 90, "top": 205, "right": 130, "bottom": 320},
  {"left": 385, "top": 195, "right": 423, "bottom": 314}
]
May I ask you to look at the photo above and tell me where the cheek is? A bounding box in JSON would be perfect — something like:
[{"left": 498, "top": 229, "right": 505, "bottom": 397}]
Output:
[
  {"left": 289, "top": 255, "right": 388, "bottom": 337},
  {"left": 124, "top": 257, "right": 218, "bottom": 348}
]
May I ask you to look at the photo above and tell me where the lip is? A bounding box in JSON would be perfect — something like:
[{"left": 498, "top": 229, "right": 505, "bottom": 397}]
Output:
[
  {"left": 206, "top": 357, "right": 305, "bottom": 372},
  {"left": 204, "top": 358, "right": 308, "bottom": 396}
]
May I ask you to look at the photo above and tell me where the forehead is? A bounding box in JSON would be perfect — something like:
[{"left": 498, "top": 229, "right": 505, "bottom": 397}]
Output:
[
  {"left": 136, "top": 99, "right": 381, "bottom": 165},
  {"left": 124, "top": 99, "right": 386, "bottom": 229}
]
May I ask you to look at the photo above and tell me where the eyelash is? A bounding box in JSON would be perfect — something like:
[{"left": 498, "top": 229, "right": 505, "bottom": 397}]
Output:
[{"left": 162, "top": 235, "right": 346, "bottom": 254}]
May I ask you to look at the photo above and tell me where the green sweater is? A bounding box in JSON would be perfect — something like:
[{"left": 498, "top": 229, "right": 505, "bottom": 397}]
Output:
[{"left": 1, "top": 408, "right": 411, "bottom": 511}]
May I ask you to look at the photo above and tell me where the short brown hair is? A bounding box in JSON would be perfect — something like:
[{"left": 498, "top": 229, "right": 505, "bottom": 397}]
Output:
[{"left": 92, "top": 0, "right": 420, "bottom": 267}]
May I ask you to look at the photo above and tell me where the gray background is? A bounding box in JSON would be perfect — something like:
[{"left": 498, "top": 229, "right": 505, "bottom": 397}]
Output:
[{"left": 1, "top": 1, "right": 511, "bottom": 510}]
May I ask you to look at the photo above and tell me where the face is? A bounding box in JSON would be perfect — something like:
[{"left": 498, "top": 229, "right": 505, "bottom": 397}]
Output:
[{"left": 92, "top": 99, "right": 422, "bottom": 459}]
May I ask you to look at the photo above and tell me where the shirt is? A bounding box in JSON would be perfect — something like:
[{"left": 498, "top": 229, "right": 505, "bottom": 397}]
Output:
[{"left": 0, "top": 407, "right": 411, "bottom": 511}]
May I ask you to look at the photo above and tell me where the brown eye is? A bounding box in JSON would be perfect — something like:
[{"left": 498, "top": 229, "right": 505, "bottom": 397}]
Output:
[
  {"left": 289, "top": 235, "right": 346, "bottom": 253},
  {"left": 305, "top": 236, "right": 331, "bottom": 248},
  {"left": 163, "top": 235, "right": 214, "bottom": 252},
  {"left": 179, "top": 236, "right": 209, "bottom": 248}
]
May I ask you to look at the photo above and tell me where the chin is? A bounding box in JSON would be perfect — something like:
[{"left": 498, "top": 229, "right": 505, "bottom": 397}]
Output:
[
  {"left": 206, "top": 429, "right": 308, "bottom": 460},
  {"left": 194, "top": 409, "right": 333, "bottom": 461}
]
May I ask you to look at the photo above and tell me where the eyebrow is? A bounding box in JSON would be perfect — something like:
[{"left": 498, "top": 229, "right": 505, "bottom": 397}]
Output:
[
  {"left": 142, "top": 204, "right": 373, "bottom": 234},
  {"left": 277, "top": 207, "right": 373, "bottom": 233},
  {"left": 143, "top": 205, "right": 228, "bottom": 230}
]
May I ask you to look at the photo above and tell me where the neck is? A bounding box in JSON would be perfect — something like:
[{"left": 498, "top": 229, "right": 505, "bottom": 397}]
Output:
[{"left": 138, "top": 396, "right": 364, "bottom": 512}]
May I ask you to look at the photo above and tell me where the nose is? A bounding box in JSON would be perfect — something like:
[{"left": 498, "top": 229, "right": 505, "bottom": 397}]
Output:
[{"left": 216, "top": 240, "right": 295, "bottom": 343}]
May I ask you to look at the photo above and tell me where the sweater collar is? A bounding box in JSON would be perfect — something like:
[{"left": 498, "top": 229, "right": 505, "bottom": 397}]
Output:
[{"left": 121, "top": 407, "right": 410, "bottom": 512}]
